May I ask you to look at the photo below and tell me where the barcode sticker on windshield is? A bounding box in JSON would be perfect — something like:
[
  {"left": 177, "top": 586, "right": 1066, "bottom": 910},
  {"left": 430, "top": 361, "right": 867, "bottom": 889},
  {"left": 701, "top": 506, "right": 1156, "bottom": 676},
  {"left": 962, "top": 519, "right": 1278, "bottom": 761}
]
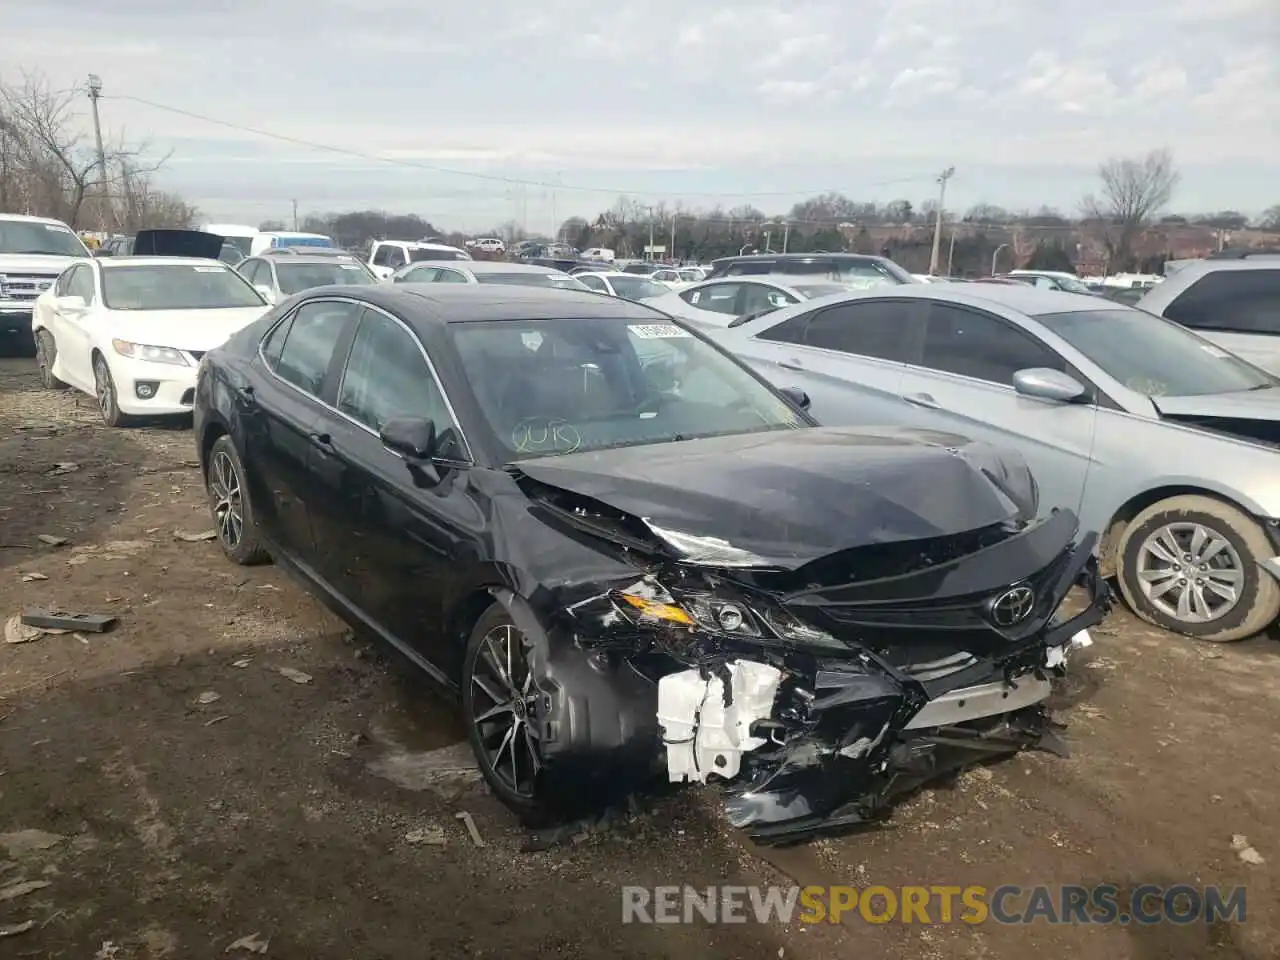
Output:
[
  {"left": 192, "top": 266, "right": 223, "bottom": 272},
  {"left": 629, "top": 323, "right": 691, "bottom": 339}
]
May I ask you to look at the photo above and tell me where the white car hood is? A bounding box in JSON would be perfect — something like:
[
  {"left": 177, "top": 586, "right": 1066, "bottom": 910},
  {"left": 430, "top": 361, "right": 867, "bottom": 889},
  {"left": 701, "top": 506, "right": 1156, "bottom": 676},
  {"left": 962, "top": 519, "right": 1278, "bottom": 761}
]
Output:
[
  {"left": 109, "top": 307, "right": 268, "bottom": 352},
  {"left": 0, "top": 254, "right": 81, "bottom": 273}
]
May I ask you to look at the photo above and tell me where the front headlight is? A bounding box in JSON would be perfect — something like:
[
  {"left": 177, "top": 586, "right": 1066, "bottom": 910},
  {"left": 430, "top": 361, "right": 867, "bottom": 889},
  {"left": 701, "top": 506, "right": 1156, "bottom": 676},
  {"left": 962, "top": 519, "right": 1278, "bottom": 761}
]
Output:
[
  {"left": 111, "top": 339, "right": 189, "bottom": 366},
  {"left": 615, "top": 583, "right": 845, "bottom": 650}
]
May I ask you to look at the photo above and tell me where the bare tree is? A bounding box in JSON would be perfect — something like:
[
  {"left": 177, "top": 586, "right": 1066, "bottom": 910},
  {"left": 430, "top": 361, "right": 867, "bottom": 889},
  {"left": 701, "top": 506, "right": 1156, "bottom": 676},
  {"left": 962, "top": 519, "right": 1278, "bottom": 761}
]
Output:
[
  {"left": 1258, "top": 205, "right": 1280, "bottom": 232},
  {"left": 1080, "top": 148, "right": 1179, "bottom": 271},
  {"left": 0, "top": 71, "right": 169, "bottom": 229}
]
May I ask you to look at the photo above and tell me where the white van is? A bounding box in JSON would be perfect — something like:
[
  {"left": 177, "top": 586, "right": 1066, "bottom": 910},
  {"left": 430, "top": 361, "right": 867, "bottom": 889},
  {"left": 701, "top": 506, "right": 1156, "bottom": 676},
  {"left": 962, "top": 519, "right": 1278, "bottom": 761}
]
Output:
[
  {"left": 249, "top": 231, "right": 334, "bottom": 256},
  {"left": 201, "top": 223, "right": 258, "bottom": 259},
  {"left": 581, "top": 247, "right": 615, "bottom": 263}
]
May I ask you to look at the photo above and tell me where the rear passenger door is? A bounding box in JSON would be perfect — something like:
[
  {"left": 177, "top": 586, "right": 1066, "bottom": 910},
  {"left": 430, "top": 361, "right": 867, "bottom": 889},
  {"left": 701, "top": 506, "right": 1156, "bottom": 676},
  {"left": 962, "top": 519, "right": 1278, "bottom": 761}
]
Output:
[
  {"left": 1159, "top": 269, "right": 1280, "bottom": 374},
  {"left": 894, "top": 302, "right": 1096, "bottom": 519},
  {"left": 733, "top": 298, "right": 923, "bottom": 426},
  {"left": 247, "top": 298, "right": 362, "bottom": 559}
]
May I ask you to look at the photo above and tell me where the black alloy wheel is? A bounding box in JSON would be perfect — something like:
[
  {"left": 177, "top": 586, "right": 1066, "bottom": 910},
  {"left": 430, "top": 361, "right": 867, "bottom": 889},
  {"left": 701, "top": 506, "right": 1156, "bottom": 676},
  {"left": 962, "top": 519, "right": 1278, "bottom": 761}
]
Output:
[
  {"left": 463, "top": 604, "right": 545, "bottom": 812},
  {"left": 205, "top": 435, "right": 269, "bottom": 565}
]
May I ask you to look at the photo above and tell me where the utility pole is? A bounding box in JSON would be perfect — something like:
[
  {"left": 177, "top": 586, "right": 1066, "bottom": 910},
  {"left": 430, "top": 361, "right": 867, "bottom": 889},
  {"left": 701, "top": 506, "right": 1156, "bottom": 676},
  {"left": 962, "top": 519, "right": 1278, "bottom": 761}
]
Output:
[
  {"left": 647, "top": 206, "right": 655, "bottom": 261},
  {"left": 87, "top": 74, "right": 110, "bottom": 231},
  {"left": 669, "top": 214, "right": 677, "bottom": 262},
  {"left": 782, "top": 221, "right": 790, "bottom": 253},
  {"left": 947, "top": 229, "right": 956, "bottom": 276},
  {"left": 928, "top": 166, "right": 955, "bottom": 275},
  {"left": 991, "top": 242, "right": 1009, "bottom": 276},
  {"left": 291, "top": 199, "right": 299, "bottom": 231},
  {"left": 551, "top": 173, "right": 559, "bottom": 241}
]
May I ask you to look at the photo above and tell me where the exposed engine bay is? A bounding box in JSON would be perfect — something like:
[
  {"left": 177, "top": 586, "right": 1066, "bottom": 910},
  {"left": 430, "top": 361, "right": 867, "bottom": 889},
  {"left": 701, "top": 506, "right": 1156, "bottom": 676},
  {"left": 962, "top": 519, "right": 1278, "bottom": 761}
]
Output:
[{"left": 507, "top": 459, "right": 1112, "bottom": 844}]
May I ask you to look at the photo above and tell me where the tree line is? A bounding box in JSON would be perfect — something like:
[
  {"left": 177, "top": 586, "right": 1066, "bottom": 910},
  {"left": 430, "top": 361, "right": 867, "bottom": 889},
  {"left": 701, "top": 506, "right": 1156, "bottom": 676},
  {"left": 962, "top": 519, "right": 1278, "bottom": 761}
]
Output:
[{"left": 0, "top": 71, "right": 196, "bottom": 233}]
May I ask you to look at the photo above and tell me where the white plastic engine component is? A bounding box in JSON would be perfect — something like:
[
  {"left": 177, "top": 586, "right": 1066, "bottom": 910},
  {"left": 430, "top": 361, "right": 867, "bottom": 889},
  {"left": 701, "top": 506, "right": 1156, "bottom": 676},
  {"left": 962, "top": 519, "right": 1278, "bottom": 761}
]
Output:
[{"left": 656, "top": 660, "right": 783, "bottom": 783}]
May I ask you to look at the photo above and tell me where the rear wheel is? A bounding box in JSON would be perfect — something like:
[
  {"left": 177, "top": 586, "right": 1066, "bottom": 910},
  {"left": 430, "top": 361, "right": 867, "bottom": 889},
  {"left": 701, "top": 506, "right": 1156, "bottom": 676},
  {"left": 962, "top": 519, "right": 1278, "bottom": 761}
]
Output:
[
  {"left": 1117, "top": 495, "right": 1279, "bottom": 642},
  {"left": 462, "top": 603, "right": 549, "bottom": 821},
  {"left": 206, "top": 435, "right": 269, "bottom": 565},
  {"left": 34, "top": 330, "right": 67, "bottom": 389}
]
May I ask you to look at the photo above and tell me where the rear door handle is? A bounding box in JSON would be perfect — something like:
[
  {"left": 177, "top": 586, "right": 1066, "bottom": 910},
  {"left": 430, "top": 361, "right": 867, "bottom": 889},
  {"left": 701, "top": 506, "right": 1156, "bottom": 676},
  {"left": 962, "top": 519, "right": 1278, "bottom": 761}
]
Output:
[
  {"left": 308, "top": 431, "right": 334, "bottom": 452},
  {"left": 902, "top": 392, "right": 940, "bottom": 409}
]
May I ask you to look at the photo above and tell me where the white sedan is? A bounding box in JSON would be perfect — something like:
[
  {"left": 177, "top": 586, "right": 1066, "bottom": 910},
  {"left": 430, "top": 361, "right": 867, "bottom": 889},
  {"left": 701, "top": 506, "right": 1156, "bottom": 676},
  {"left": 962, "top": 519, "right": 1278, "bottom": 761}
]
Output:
[
  {"left": 32, "top": 257, "right": 269, "bottom": 426},
  {"left": 571, "top": 271, "right": 670, "bottom": 301},
  {"left": 643, "top": 275, "right": 850, "bottom": 331}
]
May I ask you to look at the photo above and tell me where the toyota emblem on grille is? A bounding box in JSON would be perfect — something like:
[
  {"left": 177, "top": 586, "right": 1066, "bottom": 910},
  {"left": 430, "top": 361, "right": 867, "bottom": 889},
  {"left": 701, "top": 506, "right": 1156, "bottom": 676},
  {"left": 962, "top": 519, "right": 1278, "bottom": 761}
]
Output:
[{"left": 989, "top": 585, "right": 1035, "bottom": 627}]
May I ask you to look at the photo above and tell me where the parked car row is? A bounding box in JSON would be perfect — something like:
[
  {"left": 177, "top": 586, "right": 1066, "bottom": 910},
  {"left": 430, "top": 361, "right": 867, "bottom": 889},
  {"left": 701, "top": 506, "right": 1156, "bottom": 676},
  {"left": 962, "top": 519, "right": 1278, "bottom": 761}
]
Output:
[{"left": 12, "top": 216, "right": 1280, "bottom": 842}]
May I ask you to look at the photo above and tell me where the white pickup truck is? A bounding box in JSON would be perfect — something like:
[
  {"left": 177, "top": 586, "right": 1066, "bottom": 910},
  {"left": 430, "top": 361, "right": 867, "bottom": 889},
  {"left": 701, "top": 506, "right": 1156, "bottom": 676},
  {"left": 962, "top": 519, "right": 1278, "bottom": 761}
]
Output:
[{"left": 0, "top": 213, "right": 90, "bottom": 354}]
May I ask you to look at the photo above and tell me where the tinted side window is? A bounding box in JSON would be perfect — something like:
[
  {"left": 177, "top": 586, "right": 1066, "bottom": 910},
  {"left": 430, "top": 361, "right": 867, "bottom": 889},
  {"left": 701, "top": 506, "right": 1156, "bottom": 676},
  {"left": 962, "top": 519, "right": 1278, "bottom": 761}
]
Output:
[
  {"left": 275, "top": 300, "right": 359, "bottom": 396},
  {"left": 68, "top": 265, "right": 96, "bottom": 303},
  {"left": 371, "top": 245, "right": 394, "bottom": 267},
  {"left": 398, "top": 266, "right": 438, "bottom": 283},
  {"left": 239, "top": 260, "right": 260, "bottom": 284},
  {"left": 1163, "top": 270, "right": 1280, "bottom": 335},
  {"left": 55, "top": 266, "right": 76, "bottom": 296},
  {"left": 578, "top": 275, "right": 606, "bottom": 292},
  {"left": 920, "top": 303, "right": 1062, "bottom": 384},
  {"left": 740, "top": 283, "right": 797, "bottom": 315},
  {"left": 337, "top": 311, "right": 460, "bottom": 447},
  {"left": 261, "top": 314, "right": 294, "bottom": 370},
  {"left": 682, "top": 282, "right": 740, "bottom": 313},
  {"left": 801, "top": 301, "right": 913, "bottom": 360}
]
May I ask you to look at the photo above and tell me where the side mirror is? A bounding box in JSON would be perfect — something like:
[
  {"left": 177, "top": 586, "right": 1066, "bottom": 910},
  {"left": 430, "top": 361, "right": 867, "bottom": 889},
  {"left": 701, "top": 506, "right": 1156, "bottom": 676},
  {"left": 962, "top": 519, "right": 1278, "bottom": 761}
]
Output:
[
  {"left": 1013, "top": 367, "right": 1087, "bottom": 403},
  {"left": 254, "top": 285, "right": 276, "bottom": 304},
  {"left": 379, "top": 416, "right": 437, "bottom": 460},
  {"left": 56, "top": 295, "right": 88, "bottom": 312},
  {"left": 778, "top": 386, "right": 811, "bottom": 410}
]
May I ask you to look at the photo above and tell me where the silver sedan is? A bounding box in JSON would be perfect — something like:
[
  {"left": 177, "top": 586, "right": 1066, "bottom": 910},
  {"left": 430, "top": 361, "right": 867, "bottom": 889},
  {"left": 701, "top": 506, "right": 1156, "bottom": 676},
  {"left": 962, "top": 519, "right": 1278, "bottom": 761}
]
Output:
[
  {"left": 645, "top": 275, "right": 850, "bottom": 331},
  {"left": 710, "top": 283, "right": 1280, "bottom": 642}
]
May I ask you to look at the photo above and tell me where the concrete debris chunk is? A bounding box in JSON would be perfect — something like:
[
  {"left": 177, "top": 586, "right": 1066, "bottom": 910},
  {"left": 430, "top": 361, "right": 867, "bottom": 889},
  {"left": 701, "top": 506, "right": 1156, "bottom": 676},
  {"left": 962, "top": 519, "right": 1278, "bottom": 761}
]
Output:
[
  {"left": 404, "top": 824, "right": 447, "bottom": 846},
  {"left": 0, "top": 920, "right": 36, "bottom": 937},
  {"left": 276, "top": 667, "right": 312, "bottom": 685},
  {"left": 4, "top": 616, "right": 42, "bottom": 645},
  {"left": 225, "top": 932, "right": 270, "bottom": 954},
  {"left": 196, "top": 691, "right": 222, "bottom": 705},
  {"left": 1231, "top": 834, "right": 1265, "bottom": 865},
  {"left": 455, "top": 810, "right": 485, "bottom": 848},
  {"left": 20, "top": 572, "right": 48, "bottom": 582},
  {"left": 174, "top": 530, "right": 218, "bottom": 542},
  {"left": 36, "top": 535, "right": 67, "bottom": 547}
]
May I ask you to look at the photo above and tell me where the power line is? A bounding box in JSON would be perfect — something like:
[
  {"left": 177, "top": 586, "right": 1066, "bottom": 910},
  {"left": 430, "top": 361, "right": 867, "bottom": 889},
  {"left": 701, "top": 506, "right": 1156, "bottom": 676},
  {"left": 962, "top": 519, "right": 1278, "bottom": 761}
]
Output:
[{"left": 108, "top": 93, "right": 935, "bottom": 200}]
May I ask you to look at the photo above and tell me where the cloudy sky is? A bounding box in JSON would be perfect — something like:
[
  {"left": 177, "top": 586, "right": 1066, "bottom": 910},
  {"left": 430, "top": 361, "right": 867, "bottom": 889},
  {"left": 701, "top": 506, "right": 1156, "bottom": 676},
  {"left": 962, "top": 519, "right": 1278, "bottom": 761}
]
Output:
[{"left": 4, "top": 0, "right": 1277, "bottom": 233}]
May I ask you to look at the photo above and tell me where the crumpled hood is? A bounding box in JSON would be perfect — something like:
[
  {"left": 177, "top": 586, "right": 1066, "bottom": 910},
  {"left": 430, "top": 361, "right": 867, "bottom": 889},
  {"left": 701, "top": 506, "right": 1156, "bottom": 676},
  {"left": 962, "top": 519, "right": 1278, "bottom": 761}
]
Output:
[
  {"left": 514, "top": 426, "right": 1037, "bottom": 569},
  {"left": 1153, "top": 389, "right": 1280, "bottom": 423},
  {"left": 110, "top": 307, "right": 269, "bottom": 352}
]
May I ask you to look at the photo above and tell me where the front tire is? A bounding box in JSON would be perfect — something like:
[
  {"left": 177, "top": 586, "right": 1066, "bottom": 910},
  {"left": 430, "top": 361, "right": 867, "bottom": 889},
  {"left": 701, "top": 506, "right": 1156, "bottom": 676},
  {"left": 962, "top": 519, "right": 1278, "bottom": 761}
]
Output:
[
  {"left": 206, "top": 435, "right": 269, "bottom": 565},
  {"left": 34, "top": 330, "right": 68, "bottom": 390},
  {"left": 462, "top": 603, "right": 550, "bottom": 823},
  {"left": 92, "top": 353, "right": 135, "bottom": 427},
  {"left": 1116, "top": 495, "right": 1279, "bottom": 642}
]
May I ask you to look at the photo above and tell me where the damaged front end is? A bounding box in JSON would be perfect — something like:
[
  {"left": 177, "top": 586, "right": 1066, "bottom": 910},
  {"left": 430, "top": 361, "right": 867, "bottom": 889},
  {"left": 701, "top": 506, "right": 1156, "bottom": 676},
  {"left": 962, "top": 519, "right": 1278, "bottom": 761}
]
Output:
[{"left": 516, "top": 477, "right": 1111, "bottom": 844}]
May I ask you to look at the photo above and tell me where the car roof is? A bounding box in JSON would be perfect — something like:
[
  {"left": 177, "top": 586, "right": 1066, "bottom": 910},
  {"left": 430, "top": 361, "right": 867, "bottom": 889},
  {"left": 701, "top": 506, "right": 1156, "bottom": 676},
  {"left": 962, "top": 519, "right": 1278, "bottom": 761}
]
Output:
[
  {"left": 262, "top": 255, "right": 362, "bottom": 265},
  {"left": 99, "top": 256, "right": 229, "bottom": 268},
  {"left": 775, "top": 282, "right": 1105, "bottom": 316},
  {"left": 449, "top": 260, "right": 570, "bottom": 275},
  {"left": 0, "top": 213, "right": 71, "bottom": 226},
  {"left": 325, "top": 284, "right": 666, "bottom": 325},
  {"left": 711, "top": 252, "right": 887, "bottom": 263}
]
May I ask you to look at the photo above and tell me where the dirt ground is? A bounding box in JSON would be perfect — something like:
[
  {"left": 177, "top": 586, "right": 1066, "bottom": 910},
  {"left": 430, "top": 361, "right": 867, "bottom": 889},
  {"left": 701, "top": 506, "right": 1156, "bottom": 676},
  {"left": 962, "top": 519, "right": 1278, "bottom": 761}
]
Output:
[{"left": 1, "top": 353, "right": 1278, "bottom": 960}]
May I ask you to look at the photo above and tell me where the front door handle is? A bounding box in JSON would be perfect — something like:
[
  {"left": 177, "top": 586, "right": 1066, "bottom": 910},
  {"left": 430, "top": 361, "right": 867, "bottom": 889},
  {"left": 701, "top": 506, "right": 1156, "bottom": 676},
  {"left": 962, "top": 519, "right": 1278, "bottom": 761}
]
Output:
[
  {"left": 902, "top": 392, "right": 940, "bottom": 409},
  {"left": 308, "top": 431, "right": 334, "bottom": 452}
]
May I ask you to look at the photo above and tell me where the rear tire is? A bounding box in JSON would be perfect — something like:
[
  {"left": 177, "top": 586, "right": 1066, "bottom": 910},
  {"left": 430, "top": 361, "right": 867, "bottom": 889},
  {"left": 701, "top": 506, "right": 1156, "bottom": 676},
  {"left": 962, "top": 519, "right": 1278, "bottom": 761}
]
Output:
[
  {"left": 206, "top": 435, "right": 269, "bottom": 565},
  {"left": 1116, "top": 495, "right": 1279, "bottom": 642},
  {"left": 35, "top": 330, "right": 68, "bottom": 389}
]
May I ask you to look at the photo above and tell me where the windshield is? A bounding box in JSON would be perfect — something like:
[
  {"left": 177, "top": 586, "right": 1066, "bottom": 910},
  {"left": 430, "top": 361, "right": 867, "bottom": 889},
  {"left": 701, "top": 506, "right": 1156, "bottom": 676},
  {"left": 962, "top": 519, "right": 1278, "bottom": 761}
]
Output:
[
  {"left": 276, "top": 261, "right": 374, "bottom": 294},
  {"left": 609, "top": 276, "right": 668, "bottom": 300},
  {"left": 1036, "top": 308, "right": 1276, "bottom": 397},
  {"left": 794, "top": 283, "right": 850, "bottom": 299},
  {"left": 410, "top": 247, "right": 466, "bottom": 262},
  {"left": 1054, "top": 276, "right": 1093, "bottom": 294},
  {"left": 475, "top": 272, "right": 590, "bottom": 291},
  {"left": 450, "top": 317, "right": 808, "bottom": 461},
  {"left": 0, "top": 220, "right": 88, "bottom": 257},
  {"left": 222, "top": 236, "right": 253, "bottom": 256},
  {"left": 102, "top": 264, "right": 266, "bottom": 310}
]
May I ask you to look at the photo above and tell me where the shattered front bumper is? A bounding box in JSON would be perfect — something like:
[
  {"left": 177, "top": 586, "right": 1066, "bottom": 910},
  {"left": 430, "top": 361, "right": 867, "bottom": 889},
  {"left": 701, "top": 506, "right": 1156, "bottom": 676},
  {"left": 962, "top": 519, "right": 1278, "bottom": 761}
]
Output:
[{"left": 714, "top": 539, "right": 1111, "bottom": 845}]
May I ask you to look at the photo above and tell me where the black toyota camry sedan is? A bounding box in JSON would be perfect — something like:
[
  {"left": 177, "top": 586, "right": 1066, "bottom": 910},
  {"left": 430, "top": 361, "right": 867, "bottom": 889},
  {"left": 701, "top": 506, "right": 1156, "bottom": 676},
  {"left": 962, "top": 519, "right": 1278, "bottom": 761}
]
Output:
[{"left": 192, "top": 284, "right": 1109, "bottom": 843}]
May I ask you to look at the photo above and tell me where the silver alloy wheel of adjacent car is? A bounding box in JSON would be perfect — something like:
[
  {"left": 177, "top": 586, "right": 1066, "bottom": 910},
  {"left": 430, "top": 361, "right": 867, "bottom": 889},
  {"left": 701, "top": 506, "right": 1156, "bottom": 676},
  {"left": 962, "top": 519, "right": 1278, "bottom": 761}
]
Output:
[
  {"left": 208, "top": 450, "right": 244, "bottom": 549},
  {"left": 94, "top": 357, "right": 113, "bottom": 415},
  {"left": 1135, "top": 521, "right": 1245, "bottom": 623},
  {"left": 469, "top": 623, "right": 542, "bottom": 798}
]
